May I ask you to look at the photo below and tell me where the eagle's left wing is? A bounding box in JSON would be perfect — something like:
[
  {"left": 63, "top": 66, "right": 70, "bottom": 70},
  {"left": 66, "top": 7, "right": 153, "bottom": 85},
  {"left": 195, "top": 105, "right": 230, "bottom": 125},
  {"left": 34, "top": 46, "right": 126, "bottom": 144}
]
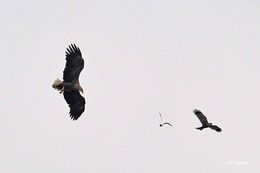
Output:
[
  {"left": 63, "top": 44, "right": 84, "bottom": 84},
  {"left": 63, "top": 91, "right": 85, "bottom": 120},
  {"left": 193, "top": 109, "right": 209, "bottom": 126}
]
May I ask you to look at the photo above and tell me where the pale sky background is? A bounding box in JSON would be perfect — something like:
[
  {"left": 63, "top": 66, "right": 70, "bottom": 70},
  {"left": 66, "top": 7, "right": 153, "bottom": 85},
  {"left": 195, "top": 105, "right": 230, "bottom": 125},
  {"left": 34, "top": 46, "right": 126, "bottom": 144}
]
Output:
[{"left": 1, "top": 0, "right": 260, "bottom": 172}]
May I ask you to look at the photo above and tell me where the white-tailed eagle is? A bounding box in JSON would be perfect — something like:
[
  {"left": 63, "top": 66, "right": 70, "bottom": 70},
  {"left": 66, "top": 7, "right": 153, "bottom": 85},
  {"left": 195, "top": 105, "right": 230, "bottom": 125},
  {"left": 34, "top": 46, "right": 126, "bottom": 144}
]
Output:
[
  {"left": 52, "top": 44, "right": 85, "bottom": 120},
  {"left": 193, "top": 109, "right": 221, "bottom": 132}
]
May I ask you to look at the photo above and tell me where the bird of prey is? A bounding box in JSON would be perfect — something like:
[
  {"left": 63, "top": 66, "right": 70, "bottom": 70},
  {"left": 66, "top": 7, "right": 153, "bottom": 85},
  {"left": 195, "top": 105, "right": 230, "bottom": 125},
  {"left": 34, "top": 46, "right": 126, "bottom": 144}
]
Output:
[
  {"left": 193, "top": 109, "right": 221, "bottom": 132},
  {"left": 159, "top": 112, "right": 173, "bottom": 127},
  {"left": 52, "top": 44, "right": 85, "bottom": 120}
]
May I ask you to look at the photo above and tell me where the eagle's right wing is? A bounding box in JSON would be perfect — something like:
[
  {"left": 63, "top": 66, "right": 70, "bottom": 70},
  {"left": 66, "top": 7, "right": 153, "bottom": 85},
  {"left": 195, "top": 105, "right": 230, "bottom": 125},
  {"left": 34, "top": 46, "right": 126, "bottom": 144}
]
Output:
[
  {"left": 63, "top": 91, "right": 85, "bottom": 120},
  {"left": 193, "top": 109, "right": 208, "bottom": 126},
  {"left": 63, "top": 44, "right": 84, "bottom": 84},
  {"left": 209, "top": 125, "right": 222, "bottom": 132}
]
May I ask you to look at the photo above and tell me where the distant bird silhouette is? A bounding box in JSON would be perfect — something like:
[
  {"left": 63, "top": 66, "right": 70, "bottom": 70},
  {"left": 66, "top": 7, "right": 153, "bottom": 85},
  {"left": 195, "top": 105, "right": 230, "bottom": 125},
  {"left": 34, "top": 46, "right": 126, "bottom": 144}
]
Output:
[
  {"left": 159, "top": 112, "right": 173, "bottom": 127},
  {"left": 193, "top": 109, "right": 221, "bottom": 132},
  {"left": 52, "top": 44, "right": 85, "bottom": 120}
]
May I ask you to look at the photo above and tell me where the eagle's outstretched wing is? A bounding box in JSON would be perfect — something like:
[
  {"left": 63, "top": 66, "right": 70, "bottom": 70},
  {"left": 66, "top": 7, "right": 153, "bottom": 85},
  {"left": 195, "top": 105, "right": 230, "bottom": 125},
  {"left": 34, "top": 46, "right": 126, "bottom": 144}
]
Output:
[
  {"left": 209, "top": 125, "right": 222, "bottom": 132},
  {"left": 63, "top": 44, "right": 84, "bottom": 84},
  {"left": 63, "top": 91, "right": 85, "bottom": 120},
  {"left": 193, "top": 109, "right": 208, "bottom": 126}
]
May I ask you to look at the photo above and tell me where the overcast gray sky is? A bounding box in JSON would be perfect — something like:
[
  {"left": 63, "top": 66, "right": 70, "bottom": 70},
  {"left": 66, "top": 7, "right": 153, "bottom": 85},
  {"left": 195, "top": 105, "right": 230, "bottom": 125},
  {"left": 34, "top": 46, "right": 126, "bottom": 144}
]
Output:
[{"left": 1, "top": 0, "right": 260, "bottom": 172}]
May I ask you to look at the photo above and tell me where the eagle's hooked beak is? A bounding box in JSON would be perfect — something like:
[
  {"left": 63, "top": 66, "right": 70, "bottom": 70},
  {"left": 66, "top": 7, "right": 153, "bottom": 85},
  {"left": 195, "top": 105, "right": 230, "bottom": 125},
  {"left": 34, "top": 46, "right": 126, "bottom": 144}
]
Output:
[{"left": 59, "top": 87, "right": 64, "bottom": 94}]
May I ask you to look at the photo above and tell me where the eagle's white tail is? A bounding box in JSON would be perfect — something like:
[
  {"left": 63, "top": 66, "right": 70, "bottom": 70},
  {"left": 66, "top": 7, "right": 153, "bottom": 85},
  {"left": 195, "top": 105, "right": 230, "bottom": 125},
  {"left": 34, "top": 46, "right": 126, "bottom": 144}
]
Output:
[{"left": 52, "top": 78, "right": 63, "bottom": 91}]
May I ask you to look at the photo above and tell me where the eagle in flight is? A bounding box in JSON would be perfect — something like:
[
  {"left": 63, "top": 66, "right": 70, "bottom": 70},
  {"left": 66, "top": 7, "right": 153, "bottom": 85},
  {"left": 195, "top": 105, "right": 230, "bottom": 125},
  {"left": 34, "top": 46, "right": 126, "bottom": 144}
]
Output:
[
  {"left": 193, "top": 109, "right": 221, "bottom": 132},
  {"left": 52, "top": 44, "right": 85, "bottom": 120}
]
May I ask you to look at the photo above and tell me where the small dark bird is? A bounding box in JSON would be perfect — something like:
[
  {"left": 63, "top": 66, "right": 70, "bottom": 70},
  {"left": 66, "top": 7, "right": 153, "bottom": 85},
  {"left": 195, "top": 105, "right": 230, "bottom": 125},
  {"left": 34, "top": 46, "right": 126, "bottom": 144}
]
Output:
[
  {"left": 193, "top": 109, "right": 221, "bottom": 132},
  {"left": 159, "top": 112, "right": 173, "bottom": 127},
  {"left": 52, "top": 44, "right": 85, "bottom": 120}
]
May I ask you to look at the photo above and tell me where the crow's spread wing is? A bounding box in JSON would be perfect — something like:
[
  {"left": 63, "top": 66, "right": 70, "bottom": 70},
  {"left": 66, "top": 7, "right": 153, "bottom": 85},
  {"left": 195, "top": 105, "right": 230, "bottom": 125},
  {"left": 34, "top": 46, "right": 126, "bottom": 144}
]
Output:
[
  {"left": 63, "top": 44, "right": 84, "bottom": 84},
  {"left": 63, "top": 91, "right": 85, "bottom": 120},
  {"left": 193, "top": 109, "right": 209, "bottom": 126}
]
